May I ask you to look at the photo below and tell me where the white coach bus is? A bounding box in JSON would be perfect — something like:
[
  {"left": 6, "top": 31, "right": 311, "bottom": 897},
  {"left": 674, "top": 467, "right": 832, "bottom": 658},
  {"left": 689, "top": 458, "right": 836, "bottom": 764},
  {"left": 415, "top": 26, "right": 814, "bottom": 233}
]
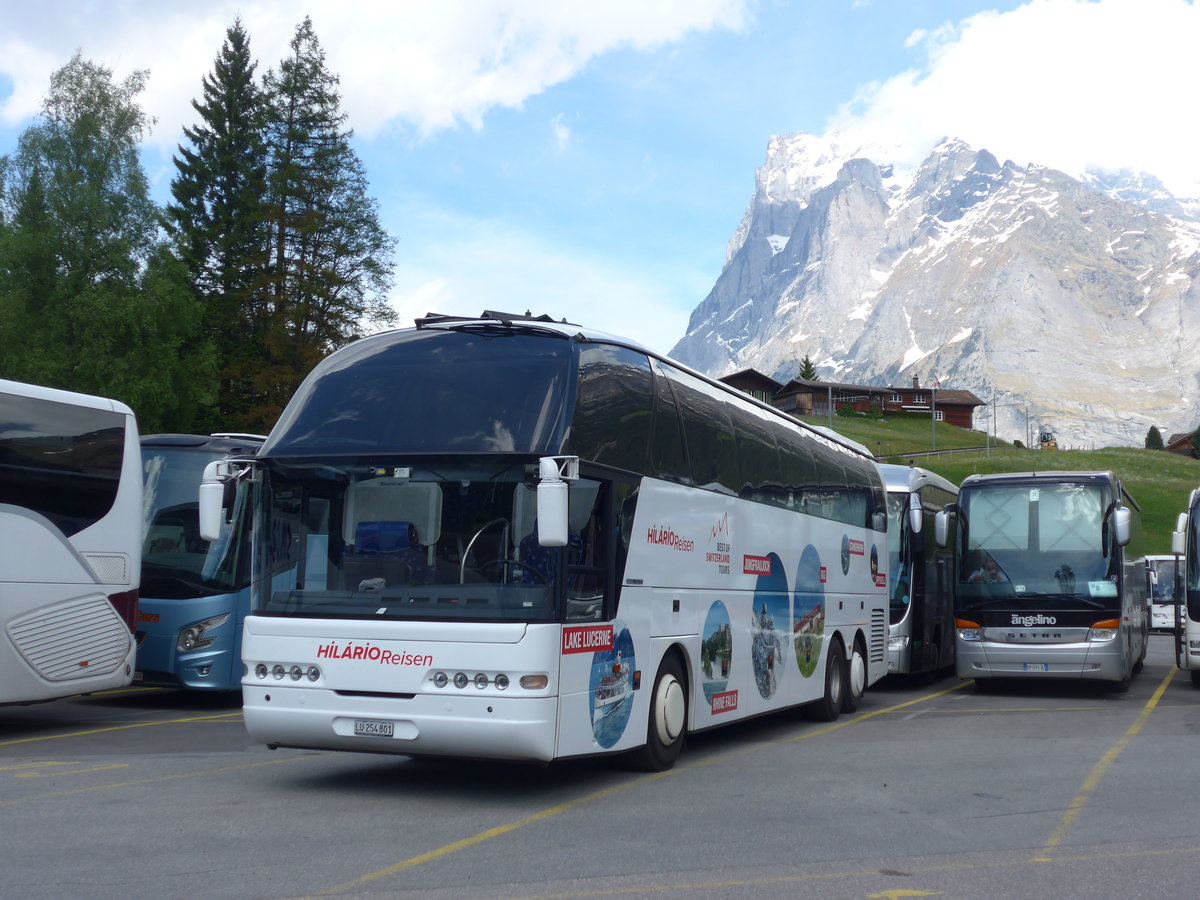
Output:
[
  {"left": 0, "top": 379, "right": 141, "bottom": 704},
  {"left": 1171, "top": 492, "right": 1200, "bottom": 686},
  {"left": 881, "top": 464, "right": 958, "bottom": 678},
  {"left": 203, "top": 312, "right": 888, "bottom": 768},
  {"left": 940, "top": 471, "right": 1148, "bottom": 691}
]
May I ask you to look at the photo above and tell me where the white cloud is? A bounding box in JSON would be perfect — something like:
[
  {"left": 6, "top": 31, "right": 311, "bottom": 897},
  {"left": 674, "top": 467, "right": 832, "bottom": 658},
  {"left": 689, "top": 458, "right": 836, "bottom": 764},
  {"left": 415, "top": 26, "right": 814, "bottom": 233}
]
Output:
[
  {"left": 384, "top": 206, "right": 694, "bottom": 354},
  {"left": 0, "top": 0, "right": 750, "bottom": 148},
  {"left": 550, "top": 113, "right": 571, "bottom": 153},
  {"left": 828, "top": 0, "right": 1200, "bottom": 197}
]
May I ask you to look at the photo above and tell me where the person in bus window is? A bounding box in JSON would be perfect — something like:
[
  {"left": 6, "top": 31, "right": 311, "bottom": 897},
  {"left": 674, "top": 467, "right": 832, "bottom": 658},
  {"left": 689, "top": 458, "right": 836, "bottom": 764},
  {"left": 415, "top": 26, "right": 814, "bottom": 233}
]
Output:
[{"left": 967, "top": 555, "right": 1004, "bottom": 584}]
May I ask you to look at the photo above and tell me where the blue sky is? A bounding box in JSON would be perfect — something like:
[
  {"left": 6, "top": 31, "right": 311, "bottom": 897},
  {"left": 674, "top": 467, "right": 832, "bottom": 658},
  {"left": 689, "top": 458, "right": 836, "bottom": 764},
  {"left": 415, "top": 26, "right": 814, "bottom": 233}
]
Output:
[{"left": 1, "top": 0, "right": 1195, "bottom": 356}]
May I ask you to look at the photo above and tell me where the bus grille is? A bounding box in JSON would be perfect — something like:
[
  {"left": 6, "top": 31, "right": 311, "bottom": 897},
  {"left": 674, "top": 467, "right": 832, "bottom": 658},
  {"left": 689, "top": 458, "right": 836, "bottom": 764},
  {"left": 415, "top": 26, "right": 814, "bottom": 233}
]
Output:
[
  {"left": 82, "top": 553, "right": 129, "bottom": 585},
  {"left": 870, "top": 608, "right": 886, "bottom": 665},
  {"left": 7, "top": 595, "right": 132, "bottom": 681}
]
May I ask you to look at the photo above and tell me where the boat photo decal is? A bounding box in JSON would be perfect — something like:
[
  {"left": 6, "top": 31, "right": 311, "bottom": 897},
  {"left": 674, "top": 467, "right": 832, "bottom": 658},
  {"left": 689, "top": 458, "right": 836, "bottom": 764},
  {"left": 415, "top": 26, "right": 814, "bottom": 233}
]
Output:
[
  {"left": 701, "top": 601, "right": 736, "bottom": 714},
  {"left": 589, "top": 619, "right": 635, "bottom": 748},
  {"left": 793, "top": 543, "right": 826, "bottom": 678},
  {"left": 751, "top": 552, "right": 789, "bottom": 700}
]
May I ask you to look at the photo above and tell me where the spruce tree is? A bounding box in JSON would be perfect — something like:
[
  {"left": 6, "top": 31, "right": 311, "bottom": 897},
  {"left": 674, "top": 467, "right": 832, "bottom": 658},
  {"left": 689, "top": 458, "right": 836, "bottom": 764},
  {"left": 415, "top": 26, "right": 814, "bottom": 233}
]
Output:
[
  {"left": 168, "top": 19, "right": 271, "bottom": 429},
  {"left": 1145, "top": 425, "right": 1164, "bottom": 450},
  {"left": 798, "top": 355, "right": 819, "bottom": 381},
  {"left": 256, "top": 17, "right": 396, "bottom": 429}
]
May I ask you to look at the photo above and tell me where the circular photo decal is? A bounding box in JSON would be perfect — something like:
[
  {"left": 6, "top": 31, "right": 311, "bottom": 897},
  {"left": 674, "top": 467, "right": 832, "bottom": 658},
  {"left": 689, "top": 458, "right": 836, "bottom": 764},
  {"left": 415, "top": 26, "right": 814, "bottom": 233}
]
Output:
[
  {"left": 793, "top": 544, "right": 826, "bottom": 678},
  {"left": 589, "top": 620, "right": 635, "bottom": 749},
  {"left": 701, "top": 601, "right": 733, "bottom": 703},
  {"left": 751, "top": 552, "right": 789, "bottom": 699},
  {"left": 840, "top": 534, "right": 851, "bottom": 575}
]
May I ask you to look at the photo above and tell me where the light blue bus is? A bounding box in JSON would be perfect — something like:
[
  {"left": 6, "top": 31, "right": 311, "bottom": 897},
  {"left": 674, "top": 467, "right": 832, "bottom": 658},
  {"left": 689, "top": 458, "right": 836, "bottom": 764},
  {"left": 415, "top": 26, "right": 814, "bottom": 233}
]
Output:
[{"left": 135, "top": 433, "right": 264, "bottom": 691}]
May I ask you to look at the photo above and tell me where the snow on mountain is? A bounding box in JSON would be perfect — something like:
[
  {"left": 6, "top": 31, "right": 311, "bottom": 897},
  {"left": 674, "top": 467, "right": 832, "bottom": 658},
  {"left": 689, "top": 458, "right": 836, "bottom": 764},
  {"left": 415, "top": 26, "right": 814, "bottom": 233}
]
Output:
[{"left": 670, "top": 134, "right": 1200, "bottom": 449}]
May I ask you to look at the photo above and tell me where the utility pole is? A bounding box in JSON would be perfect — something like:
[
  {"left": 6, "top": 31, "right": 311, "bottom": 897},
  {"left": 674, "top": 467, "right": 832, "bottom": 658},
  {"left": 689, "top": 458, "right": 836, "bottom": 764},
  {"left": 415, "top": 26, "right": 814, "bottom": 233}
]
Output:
[{"left": 931, "top": 380, "right": 939, "bottom": 452}]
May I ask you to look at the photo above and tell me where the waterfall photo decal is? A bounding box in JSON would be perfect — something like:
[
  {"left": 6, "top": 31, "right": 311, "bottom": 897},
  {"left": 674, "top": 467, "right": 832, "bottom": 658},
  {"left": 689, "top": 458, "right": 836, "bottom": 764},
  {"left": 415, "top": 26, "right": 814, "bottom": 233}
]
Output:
[{"left": 702, "top": 601, "right": 735, "bottom": 713}]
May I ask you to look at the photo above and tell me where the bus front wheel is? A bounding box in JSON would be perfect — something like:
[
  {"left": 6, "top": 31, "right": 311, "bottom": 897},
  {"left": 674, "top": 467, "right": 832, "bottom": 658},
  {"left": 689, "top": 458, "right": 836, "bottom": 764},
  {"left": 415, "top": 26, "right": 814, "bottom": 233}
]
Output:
[{"left": 630, "top": 654, "right": 686, "bottom": 771}]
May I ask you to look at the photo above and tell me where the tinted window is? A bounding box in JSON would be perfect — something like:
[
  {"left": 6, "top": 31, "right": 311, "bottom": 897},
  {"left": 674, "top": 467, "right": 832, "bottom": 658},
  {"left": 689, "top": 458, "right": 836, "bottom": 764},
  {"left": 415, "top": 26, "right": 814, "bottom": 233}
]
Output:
[
  {"left": 648, "top": 360, "right": 690, "bottom": 483},
  {"left": 0, "top": 392, "right": 125, "bottom": 536},
  {"left": 568, "top": 345, "right": 652, "bottom": 472},
  {"left": 732, "top": 408, "right": 785, "bottom": 506},
  {"left": 665, "top": 365, "right": 739, "bottom": 493},
  {"left": 265, "top": 329, "right": 574, "bottom": 456},
  {"left": 776, "top": 426, "right": 819, "bottom": 506}
]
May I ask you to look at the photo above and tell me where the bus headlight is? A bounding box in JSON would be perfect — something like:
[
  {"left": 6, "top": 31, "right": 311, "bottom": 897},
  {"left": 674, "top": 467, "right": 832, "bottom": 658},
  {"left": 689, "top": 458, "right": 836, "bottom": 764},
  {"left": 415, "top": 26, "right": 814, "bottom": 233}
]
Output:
[
  {"left": 177, "top": 614, "right": 230, "bottom": 652},
  {"left": 956, "top": 618, "right": 983, "bottom": 642},
  {"left": 888, "top": 636, "right": 910, "bottom": 651},
  {"left": 1087, "top": 618, "right": 1121, "bottom": 642}
]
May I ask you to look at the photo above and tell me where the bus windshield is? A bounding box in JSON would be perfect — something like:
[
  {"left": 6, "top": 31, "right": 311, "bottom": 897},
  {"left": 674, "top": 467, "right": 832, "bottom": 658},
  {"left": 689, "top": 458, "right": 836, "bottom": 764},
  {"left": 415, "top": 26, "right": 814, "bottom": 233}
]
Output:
[
  {"left": 142, "top": 446, "right": 244, "bottom": 600},
  {"left": 885, "top": 491, "right": 911, "bottom": 622},
  {"left": 262, "top": 329, "right": 574, "bottom": 457},
  {"left": 253, "top": 455, "right": 601, "bottom": 624},
  {"left": 958, "top": 481, "right": 1118, "bottom": 610}
]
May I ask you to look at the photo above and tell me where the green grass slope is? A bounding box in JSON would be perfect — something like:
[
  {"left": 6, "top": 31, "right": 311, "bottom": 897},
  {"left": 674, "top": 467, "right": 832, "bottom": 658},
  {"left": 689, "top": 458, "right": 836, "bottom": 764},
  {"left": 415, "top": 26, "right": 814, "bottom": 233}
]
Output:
[{"left": 799, "top": 412, "right": 1200, "bottom": 552}]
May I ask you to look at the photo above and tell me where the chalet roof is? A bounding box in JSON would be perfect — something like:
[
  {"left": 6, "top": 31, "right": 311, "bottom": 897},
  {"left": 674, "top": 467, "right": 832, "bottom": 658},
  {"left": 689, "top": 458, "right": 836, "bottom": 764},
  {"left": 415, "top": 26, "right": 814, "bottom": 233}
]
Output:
[
  {"left": 921, "top": 389, "right": 986, "bottom": 407},
  {"left": 718, "top": 369, "right": 784, "bottom": 394},
  {"left": 778, "top": 377, "right": 984, "bottom": 407}
]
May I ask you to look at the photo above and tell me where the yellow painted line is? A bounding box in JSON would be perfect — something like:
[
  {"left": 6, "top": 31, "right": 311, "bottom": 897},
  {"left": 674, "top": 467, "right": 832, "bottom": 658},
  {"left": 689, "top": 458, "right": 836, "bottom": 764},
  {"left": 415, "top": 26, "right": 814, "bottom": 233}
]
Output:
[
  {"left": 1034, "top": 665, "right": 1177, "bottom": 859},
  {"left": 17, "top": 763, "right": 128, "bottom": 778},
  {"left": 302, "top": 682, "right": 969, "bottom": 899},
  {"left": 0, "top": 755, "right": 304, "bottom": 806},
  {"left": 485, "top": 844, "right": 1200, "bottom": 899},
  {"left": 0, "top": 761, "right": 77, "bottom": 771},
  {"left": 0, "top": 711, "right": 242, "bottom": 747}
]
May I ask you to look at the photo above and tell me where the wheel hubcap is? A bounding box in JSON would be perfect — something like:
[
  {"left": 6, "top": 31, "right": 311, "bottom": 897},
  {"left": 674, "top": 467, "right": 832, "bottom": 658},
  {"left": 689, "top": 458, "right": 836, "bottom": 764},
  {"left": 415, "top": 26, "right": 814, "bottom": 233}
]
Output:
[{"left": 655, "top": 675, "right": 685, "bottom": 743}]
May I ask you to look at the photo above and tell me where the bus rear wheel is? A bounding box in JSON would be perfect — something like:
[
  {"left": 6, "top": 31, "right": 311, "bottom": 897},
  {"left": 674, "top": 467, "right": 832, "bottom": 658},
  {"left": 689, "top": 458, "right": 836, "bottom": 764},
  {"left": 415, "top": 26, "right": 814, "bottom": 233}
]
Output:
[
  {"left": 630, "top": 654, "right": 686, "bottom": 771},
  {"left": 804, "top": 639, "right": 844, "bottom": 722},
  {"left": 842, "top": 639, "right": 866, "bottom": 713}
]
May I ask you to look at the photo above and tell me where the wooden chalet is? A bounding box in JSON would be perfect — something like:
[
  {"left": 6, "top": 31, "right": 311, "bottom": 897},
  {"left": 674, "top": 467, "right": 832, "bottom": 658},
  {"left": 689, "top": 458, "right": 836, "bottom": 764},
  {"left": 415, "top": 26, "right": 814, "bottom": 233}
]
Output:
[{"left": 718, "top": 370, "right": 985, "bottom": 431}]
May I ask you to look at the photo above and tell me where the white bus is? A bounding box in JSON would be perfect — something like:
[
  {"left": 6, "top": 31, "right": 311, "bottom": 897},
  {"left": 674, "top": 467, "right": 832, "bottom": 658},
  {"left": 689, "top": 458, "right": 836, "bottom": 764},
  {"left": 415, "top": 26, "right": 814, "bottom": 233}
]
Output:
[
  {"left": 1143, "top": 554, "right": 1179, "bottom": 633},
  {"left": 939, "top": 471, "right": 1148, "bottom": 691},
  {"left": 881, "top": 464, "right": 958, "bottom": 678},
  {"left": 204, "top": 312, "right": 888, "bottom": 768},
  {"left": 0, "top": 379, "right": 141, "bottom": 704},
  {"left": 1170, "top": 493, "right": 1200, "bottom": 686}
]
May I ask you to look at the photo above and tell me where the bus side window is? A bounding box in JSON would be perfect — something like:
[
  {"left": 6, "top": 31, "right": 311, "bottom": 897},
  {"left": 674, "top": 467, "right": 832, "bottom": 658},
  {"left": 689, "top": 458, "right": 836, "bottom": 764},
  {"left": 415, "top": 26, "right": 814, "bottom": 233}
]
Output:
[{"left": 566, "top": 480, "right": 606, "bottom": 621}]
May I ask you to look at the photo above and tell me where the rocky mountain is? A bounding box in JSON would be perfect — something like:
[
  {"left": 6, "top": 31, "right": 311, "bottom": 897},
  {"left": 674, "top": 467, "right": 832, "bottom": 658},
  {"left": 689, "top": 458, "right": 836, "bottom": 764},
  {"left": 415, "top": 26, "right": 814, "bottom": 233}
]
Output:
[{"left": 670, "top": 133, "right": 1200, "bottom": 449}]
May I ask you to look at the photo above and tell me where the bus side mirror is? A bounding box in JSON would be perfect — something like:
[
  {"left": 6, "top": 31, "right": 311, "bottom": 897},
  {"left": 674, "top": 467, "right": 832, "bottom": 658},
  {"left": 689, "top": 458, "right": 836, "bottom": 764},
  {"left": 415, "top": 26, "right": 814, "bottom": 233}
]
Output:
[
  {"left": 908, "top": 492, "right": 923, "bottom": 534},
  {"left": 934, "top": 510, "right": 949, "bottom": 548},
  {"left": 1113, "top": 507, "right": 1131, "bottom": 547},
  {"left": 198, "top": 460, "right": 227, "bottom": 543},
  {"left": 536, "top": 456, "right": 579, "bottom": 547},
  {"left": 1172, "top": 513, "right": 1188, "bottom": 556}
]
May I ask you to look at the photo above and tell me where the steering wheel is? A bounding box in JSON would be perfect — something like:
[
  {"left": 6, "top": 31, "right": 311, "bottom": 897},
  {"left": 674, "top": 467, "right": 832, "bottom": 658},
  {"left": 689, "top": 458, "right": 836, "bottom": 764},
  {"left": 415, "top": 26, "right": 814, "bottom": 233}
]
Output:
[{"left": 481, "top": 558, "right": 546, "bottom": 584}]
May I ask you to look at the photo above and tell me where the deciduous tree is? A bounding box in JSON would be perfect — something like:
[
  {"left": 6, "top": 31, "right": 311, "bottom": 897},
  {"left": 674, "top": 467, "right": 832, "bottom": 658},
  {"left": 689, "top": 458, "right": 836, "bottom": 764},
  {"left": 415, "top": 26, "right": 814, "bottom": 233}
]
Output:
[{"left": 0, "top": 54, "right": 213, "bottom": 430}]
